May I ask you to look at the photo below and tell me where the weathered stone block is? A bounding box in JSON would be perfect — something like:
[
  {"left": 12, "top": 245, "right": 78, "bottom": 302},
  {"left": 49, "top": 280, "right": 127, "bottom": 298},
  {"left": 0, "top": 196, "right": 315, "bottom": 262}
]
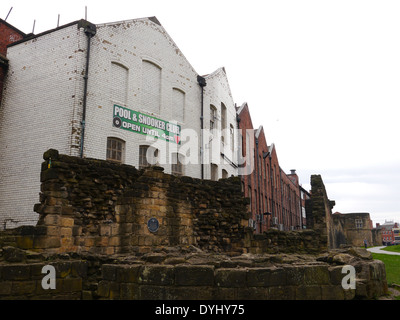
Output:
[
  {"left": 120, "top": 283, "right": 139, "bottom": 299},
  {"left": 60, "top": 217, "right": 74, "bottom": 228},
  {"left": 12, "top": 280, "right": 36, "bottom": 295},
  {"left": 166, "top": 286, "right": 214, "bottom": 300},
  {"left": 140, "top": 285, "right": 166, "bottom": 300},
  {"left": 175, "top": 265, "right": 214, "bottom": 286},
  {"left": 321, "top": 285, "right": 345, "bottom": 300},
  {"left": 139, "top": 265, "right": 174, "bottom": 286},
  {"left": 97, "top": 280, "right": 110, "bottom": 298},
  {"left": 116, "top": 265, "right": 141, "bottom": 283},
  {"left": 2, "top": 264, "right": 31, "bottom": 280},
  {"left": 61, "top": 278, "right": 82, "bottom": 292},
  {"left": 268, "top": 286, "right": 296, "bottom": 300},
  {"left": 247, "top": 268, "right": 275, "bottom": 287},
  {"left": 304, "top": 265, "right": 330, "bottom": 285},
  {"left": 296, "top": 285, "right": 322, "bottom": 300},
  {"left": 215, "top": 268, "right": 246, "bottom": 288},
  {"left": 286, "top": 266, "right": 305, "bottom": 286},
  {"left": 0, "top": 281, "right": 12, "bottom": 296}
]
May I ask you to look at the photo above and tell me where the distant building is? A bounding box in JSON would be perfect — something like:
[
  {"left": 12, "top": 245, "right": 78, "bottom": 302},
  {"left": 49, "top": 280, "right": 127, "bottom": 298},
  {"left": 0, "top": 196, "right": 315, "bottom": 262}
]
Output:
[
  {"left": 332, "top": 212, "right": 382, "bottom": 247},
  {"left": 236, "top": 103, "right": 302, "bottom": 233},
  {"left": 376, "top": 221, "right": 400, "bottom": 245},
  {"left": 0, "top": 18, "right": 25, "bottom": 105}
]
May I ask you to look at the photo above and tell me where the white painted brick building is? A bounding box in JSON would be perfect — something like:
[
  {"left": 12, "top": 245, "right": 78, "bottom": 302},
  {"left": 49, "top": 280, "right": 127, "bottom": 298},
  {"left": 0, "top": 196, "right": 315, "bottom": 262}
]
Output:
[{"left": 0, "top": 17, "right": 239, "bottom": 228}]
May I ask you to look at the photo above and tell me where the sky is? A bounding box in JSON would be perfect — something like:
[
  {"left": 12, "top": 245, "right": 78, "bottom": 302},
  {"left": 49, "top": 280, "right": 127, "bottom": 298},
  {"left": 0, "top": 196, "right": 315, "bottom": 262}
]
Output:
[{"left": 1, "top": 0, "right": 399, "bottom": 226}]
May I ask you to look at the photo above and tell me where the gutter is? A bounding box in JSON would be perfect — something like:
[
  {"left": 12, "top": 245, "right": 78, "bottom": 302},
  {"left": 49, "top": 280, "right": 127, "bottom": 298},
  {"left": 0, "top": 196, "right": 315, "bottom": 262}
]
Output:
[{"left": 79, "top": 21, "right": 97, "bottom": 158}]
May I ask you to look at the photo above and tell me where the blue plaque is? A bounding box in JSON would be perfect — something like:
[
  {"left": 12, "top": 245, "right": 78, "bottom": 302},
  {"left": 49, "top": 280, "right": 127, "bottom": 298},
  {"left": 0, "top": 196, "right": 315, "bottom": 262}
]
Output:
[{"left": 147, "top": 218, "right": 159, "bottom": 233}]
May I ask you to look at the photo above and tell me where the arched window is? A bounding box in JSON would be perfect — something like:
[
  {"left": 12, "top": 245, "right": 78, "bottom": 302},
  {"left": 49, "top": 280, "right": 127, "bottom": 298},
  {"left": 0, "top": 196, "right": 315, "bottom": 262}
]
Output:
[
  {"left": 211, "top": 163, "right": 218, "bottom": 181},
  {"left": 111, "top": 62, "right": 128, "bottom": 104},
  {"left": 221, "top": 103, "right": 227, "bottom": 130},
  {"left": 142, "top": 60, "right": 161, "bottom": 114},
  {"left": 172, "top": 88, "right": 185, "bottom": 123},
  {"left": 210, "top": 105, "right": 217, "bottom": 130}
]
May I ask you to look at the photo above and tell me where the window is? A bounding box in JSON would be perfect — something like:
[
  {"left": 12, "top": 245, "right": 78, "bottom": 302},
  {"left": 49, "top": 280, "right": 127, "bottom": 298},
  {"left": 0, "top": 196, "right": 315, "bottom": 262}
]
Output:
[
  {"left": 107, "top": 137, "right": 125, "bottom": 163},
  {"left": 355, "top": 219, "right": 363, "bottom": 229},
  {"left": 221, "top": 103, "right": 227, "bottom": 140},
  {"left": 230, "top": 124, "right": 234, "bottom": 151},
  {"left": 142, "top": 60, "right": 161, "bottom": 114},
  {"left": 210, "top": 105, "right": 217, "bottom": 130},
  {"left": 222, "top": 169, "right": 228, "bottom": 179},
  {"left": 171, "top": 153, "right": 184, "bottom": 176},
  {"left": 221, "top": 103, "right": 227, "bottom": 129},
  {"left": 172, "top": 88, "right": 185, "bottom": 123},
  {"left": 211, "top": 163, "right": 218, "bottom": 181},
  {"left": 139, "top": 145, "right": 159, "bottom": 169},
  {"left": 111, "top": 62, "right": 128, "bottom": 104}
]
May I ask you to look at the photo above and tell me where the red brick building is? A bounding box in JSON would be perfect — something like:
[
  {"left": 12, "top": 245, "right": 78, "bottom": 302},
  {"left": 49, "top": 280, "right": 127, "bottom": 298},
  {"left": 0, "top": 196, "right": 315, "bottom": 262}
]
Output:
[
  {"left": 237, "top": 103, "right": 303, "bottom": 233},
  {"left": 0, "top": 18, "right": 25, "bottom": 104},
  {"left": 376, "top": 221, "right": 399, "bottom": 245}
]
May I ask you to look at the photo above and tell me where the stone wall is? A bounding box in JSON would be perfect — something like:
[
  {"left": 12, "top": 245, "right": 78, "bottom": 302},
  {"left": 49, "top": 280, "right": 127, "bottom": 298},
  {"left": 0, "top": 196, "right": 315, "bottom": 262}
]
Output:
[
  {"left": 305, "top": 175, "right": 382, "bottom": 248},
  {"left": 6, "top": 149, "right": 249, "bottom": 255},
  {"left": 0, "top": 151, "right": 389, "bottom": 300},
  {"left": 0, "top": 245, "right": 388, "bottom": 300},
  {"left": 305, "top": 175, "right": 335, "bottom": 249}
]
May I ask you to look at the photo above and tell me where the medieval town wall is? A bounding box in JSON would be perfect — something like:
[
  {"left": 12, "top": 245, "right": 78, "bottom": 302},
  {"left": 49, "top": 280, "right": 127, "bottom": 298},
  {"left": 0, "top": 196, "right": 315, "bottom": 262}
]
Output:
[
  {"left": 0, "top": 245, "right": 387, "bottom": 300},
  {"left": 0, "top": 150, "right": 388, "bottom": 300}
]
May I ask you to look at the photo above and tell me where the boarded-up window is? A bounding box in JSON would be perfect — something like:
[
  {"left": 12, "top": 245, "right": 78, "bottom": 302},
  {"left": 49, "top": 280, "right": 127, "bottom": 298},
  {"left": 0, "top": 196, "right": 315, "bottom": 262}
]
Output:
[
  {"left": 142, "top": 60, "right": 161, "bottom": 114},
  {"left": 172, "top": 88, "right": 185, "bottom": 123},
  {"left": 111, "top": 62, "right": 128, "bottom": 104},
  {"left": 210, "top": 105, "right": 217, "bottom": 130},
  {"left": 211, "top": 163, "right": 218, "bottom": 181},
  {"left": 171, "top": 153, "right": 184, "bottom": 176}
]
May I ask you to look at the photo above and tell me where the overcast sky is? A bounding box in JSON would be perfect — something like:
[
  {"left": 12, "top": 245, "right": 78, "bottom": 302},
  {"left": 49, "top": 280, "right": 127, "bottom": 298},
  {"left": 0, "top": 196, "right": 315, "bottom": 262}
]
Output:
[{"left": 2, "top": 0, "right": 399, "bottom": 226}]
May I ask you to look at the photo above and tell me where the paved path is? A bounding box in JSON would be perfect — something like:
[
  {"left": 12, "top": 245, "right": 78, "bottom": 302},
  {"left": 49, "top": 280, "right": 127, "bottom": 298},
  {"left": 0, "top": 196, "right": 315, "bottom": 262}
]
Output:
[{"left": 367, "top": 246, "right": 400, "bottom": 255}]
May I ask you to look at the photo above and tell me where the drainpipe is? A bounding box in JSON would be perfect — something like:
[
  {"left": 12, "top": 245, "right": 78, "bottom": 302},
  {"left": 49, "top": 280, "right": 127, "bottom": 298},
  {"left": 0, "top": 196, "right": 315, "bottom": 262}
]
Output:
[
  {"left": 80, "top": 21, "right": 97, "bottom": 158},
  {"left": 197, "top": 76, "right": 206, "bottom": 179}
]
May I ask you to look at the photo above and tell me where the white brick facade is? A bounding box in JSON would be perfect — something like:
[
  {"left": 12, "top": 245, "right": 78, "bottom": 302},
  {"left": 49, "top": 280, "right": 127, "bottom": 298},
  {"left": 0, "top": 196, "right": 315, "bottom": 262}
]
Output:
[{"left": 0, "top": 17, "right": 239, "bottom": 228}]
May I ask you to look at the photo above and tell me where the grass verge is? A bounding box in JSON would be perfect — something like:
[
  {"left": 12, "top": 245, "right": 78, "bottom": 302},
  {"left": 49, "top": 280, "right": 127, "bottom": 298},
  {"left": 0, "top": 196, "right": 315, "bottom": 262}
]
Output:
[
  {"left": 371, "top": 252, "right": 400, "bottom": 286},
  {"left": 381, "top": 245, "right": 400, "bottom": 253}
]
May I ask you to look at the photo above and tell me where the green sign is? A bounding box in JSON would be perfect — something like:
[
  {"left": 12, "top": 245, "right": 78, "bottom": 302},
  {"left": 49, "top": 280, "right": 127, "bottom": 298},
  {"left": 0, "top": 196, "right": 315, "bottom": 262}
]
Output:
[{"left": 112, "top": 104, "right": 181, "bottom": 144}]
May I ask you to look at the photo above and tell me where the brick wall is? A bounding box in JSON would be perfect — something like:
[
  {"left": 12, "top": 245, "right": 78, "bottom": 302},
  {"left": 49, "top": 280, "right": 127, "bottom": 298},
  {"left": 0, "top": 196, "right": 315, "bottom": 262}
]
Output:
[
  {"left": 237, "top": 103, "right": 302, "bottom": 233},
  {"left": 0, "top": 19, "right": 25, "bottom": 55},
  {"left": 0, "top": 19, "right": 25, "bottom": 109},
  {"left": 0, "top": 17, "right": 240, "bottom": 228}
]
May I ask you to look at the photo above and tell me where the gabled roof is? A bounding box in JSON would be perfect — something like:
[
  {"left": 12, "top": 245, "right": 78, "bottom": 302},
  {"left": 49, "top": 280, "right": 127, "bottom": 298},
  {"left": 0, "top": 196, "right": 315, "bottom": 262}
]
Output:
[
  {"left": 97, "top": 16, "right": 199, "bottom": 76},
  {"left": 203, "top": 66, "right": 233, "bottom": 99}
]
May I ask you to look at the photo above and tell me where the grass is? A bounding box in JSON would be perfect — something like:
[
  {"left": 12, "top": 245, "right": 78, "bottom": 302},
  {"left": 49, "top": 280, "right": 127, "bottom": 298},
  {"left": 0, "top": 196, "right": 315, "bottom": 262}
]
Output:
[
  {"left": 381, "top": 245, "right": 400, "bottom": 253},
  {"left": 371, "top": 252, "right": 400, "bottom": 286}
]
